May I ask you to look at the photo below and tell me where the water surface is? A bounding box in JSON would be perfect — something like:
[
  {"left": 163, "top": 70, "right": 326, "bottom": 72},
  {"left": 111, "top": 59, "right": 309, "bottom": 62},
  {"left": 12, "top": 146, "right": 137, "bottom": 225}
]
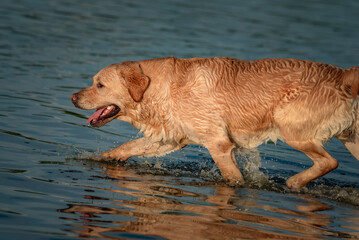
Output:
[{"left": 1, "top": 0, "right": 359, "bottom": 239}]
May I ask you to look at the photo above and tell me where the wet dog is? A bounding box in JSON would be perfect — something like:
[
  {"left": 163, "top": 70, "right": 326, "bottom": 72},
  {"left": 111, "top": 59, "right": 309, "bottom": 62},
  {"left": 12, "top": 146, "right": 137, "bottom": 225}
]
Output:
[{"left": 71, "top": 57, "right": 359, "bottom": 189}]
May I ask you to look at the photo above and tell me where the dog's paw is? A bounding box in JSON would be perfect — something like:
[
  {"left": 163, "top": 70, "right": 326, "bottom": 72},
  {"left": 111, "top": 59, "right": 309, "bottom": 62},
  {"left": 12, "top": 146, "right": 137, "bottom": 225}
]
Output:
[
  {"left": 100, "top": 151, "right": 114, "bottom": 160},
  {"left": 225, "top": 175, "right": 245, "bottom": 187},
  {"left": 99, "top": 151, "right": 128, "bottom": 161},
  {"left": 90, "top": 154, "right": 111, "bottom": 161},
  {"left": 227, "top": 179, "right": 245, "bottom": 187},
  {"left": 286, "top": 177, "right": 305, "bottom": 189}
]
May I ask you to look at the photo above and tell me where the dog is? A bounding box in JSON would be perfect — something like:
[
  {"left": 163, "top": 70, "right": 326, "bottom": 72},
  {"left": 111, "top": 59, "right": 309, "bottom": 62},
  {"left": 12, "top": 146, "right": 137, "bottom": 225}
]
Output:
[{"left": 71, "top": 57, "right": 359, "bottom": 189}]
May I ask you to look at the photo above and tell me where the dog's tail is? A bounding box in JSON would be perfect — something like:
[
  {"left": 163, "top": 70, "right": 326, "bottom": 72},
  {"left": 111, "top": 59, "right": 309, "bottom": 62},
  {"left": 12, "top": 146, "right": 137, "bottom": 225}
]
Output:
[{"left": 340, "top": 67, "right": 359, "bottom": 160}]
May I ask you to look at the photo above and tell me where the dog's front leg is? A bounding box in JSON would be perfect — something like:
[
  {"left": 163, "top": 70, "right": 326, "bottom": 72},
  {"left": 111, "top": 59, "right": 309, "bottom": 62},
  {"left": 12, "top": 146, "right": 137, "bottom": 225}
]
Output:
[
  {"left": 205, "top": 140, "right": 245, "bottom": 186},
  {"left": 100, "top": 137, "right": 184, "bottom": 161}
]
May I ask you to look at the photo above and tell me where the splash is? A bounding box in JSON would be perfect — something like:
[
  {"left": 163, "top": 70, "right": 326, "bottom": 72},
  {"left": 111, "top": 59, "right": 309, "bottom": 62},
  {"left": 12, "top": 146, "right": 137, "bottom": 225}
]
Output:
[
  {"left": 299, "top": 184, "right": 359, "bottom": 206},
  {"left": 235, "top": 148, "right": 272, "bottom": 189},
  {"left": 69, "top": 150, "right": 103, "bottom": 161},
  {"left": 67, "top": 148, "right": 359, "bottom": 206}
]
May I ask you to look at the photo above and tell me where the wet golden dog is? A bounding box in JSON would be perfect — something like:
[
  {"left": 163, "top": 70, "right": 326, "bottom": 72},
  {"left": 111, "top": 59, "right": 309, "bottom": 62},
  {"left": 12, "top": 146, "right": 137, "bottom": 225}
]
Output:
[{"left": 71, "top": 57, "right": 359, "bottom": 189}]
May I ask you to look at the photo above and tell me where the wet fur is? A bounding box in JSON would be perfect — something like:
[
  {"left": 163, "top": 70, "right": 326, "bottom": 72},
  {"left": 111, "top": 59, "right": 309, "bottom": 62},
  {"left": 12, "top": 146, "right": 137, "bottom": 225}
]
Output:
[{"left": 71, "top": 57, "right": 359, "bottom": 189}]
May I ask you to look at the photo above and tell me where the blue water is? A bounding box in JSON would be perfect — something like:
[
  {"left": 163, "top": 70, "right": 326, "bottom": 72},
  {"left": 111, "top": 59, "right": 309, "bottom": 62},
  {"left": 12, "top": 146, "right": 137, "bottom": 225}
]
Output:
[{"left": 1, "top": 0, "right": 359, "bottom": 239}]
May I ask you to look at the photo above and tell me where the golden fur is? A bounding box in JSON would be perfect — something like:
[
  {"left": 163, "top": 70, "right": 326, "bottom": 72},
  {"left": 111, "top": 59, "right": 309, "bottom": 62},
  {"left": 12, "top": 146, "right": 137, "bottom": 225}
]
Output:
[{"left": 71, "top": 57, "right": 359, "bottom": 189}]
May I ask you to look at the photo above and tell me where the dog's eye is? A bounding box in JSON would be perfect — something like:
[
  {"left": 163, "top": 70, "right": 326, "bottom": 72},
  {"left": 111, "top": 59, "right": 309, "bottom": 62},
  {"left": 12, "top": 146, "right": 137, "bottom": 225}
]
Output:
[{"left": 97, "top": 83, "right": 104, "bottom": 88}]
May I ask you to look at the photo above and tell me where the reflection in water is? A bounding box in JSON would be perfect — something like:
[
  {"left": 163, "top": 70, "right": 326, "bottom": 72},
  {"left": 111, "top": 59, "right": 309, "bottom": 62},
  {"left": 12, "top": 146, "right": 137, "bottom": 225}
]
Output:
[{"left": 58, "top": 163, "right": 355, "bottom": 240}]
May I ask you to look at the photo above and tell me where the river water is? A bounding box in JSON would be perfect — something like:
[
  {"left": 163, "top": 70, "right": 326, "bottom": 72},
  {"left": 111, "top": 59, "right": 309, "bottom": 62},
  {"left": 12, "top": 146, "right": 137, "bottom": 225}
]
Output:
[{"left": 1, "top": 0, "right": 359, "bottom": 239}]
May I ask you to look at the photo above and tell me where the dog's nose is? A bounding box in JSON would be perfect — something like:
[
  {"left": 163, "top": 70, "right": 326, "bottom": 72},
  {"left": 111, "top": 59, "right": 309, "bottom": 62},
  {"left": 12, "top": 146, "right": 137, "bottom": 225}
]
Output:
[{"left": 71, "top": 93, "right": 77, "bottom": 102}]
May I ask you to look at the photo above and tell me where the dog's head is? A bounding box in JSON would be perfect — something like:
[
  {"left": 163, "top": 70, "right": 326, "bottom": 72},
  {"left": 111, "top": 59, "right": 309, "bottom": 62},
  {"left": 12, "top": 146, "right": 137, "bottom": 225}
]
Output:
[{"left": 71, "top": 61, "right": 150, "bottom": 127}]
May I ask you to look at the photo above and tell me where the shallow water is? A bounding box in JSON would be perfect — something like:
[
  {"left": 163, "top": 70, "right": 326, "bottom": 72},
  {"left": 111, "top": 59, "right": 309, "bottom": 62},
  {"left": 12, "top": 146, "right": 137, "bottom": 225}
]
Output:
[{"left": 1, "top": 0, "right": 359, "bottom": 239}]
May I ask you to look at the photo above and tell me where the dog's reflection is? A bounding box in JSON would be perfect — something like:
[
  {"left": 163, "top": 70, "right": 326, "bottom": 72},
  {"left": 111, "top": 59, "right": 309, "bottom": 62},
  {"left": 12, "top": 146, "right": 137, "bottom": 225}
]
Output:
[{"left": 58, "top": 163, "right": 352, "bottom": 239}]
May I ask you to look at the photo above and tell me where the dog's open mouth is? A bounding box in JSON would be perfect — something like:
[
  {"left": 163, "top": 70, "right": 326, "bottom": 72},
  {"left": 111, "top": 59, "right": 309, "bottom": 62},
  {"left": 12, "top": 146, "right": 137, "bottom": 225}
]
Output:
[{"left": 86, "top": 104, "right": 120, "bottom": 127}]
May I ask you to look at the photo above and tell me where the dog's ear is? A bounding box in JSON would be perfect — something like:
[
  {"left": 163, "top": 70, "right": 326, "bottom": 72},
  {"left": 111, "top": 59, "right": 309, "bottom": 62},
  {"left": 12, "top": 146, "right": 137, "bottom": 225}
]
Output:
[{"left": 119, "top": 62, "right": 150, "bottom": 102}]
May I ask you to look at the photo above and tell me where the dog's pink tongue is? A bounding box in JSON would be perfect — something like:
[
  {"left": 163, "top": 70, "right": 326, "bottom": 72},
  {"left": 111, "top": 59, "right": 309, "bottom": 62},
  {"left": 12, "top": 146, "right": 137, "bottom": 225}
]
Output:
[{"left": 86, "top": 107, "right": 106, "bottom": 125}]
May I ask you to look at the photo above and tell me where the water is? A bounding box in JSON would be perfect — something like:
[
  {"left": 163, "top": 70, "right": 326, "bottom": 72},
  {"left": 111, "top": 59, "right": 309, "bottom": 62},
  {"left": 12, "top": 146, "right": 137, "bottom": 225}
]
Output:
[{"left": 1, "top": 0, "right": 359, "bottom": 239}]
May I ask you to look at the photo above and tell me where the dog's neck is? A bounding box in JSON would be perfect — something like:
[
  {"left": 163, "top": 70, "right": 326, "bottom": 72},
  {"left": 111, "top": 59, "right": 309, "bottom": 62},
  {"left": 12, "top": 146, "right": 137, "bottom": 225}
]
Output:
[{"left": 124, "top": 57, "right": 186, "bottom": 143}]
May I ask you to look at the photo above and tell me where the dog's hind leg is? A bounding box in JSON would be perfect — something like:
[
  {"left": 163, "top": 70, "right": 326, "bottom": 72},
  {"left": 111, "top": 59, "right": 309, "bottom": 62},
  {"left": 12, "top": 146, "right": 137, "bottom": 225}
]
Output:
[
  {"left": 338, "top": 106, "right": 359, "bottom": 160},
  {"left": 285, "top": 140, "right": 338, "bottom": 189},
  {"left": 340, "top": 66, "right": 359, "bottom": 160},
  {"left": 343, "top": 140, "right": 359, "bottom": 160},
  {"left": 340, "top": 130, "right": 359, "bottom": 160}
]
